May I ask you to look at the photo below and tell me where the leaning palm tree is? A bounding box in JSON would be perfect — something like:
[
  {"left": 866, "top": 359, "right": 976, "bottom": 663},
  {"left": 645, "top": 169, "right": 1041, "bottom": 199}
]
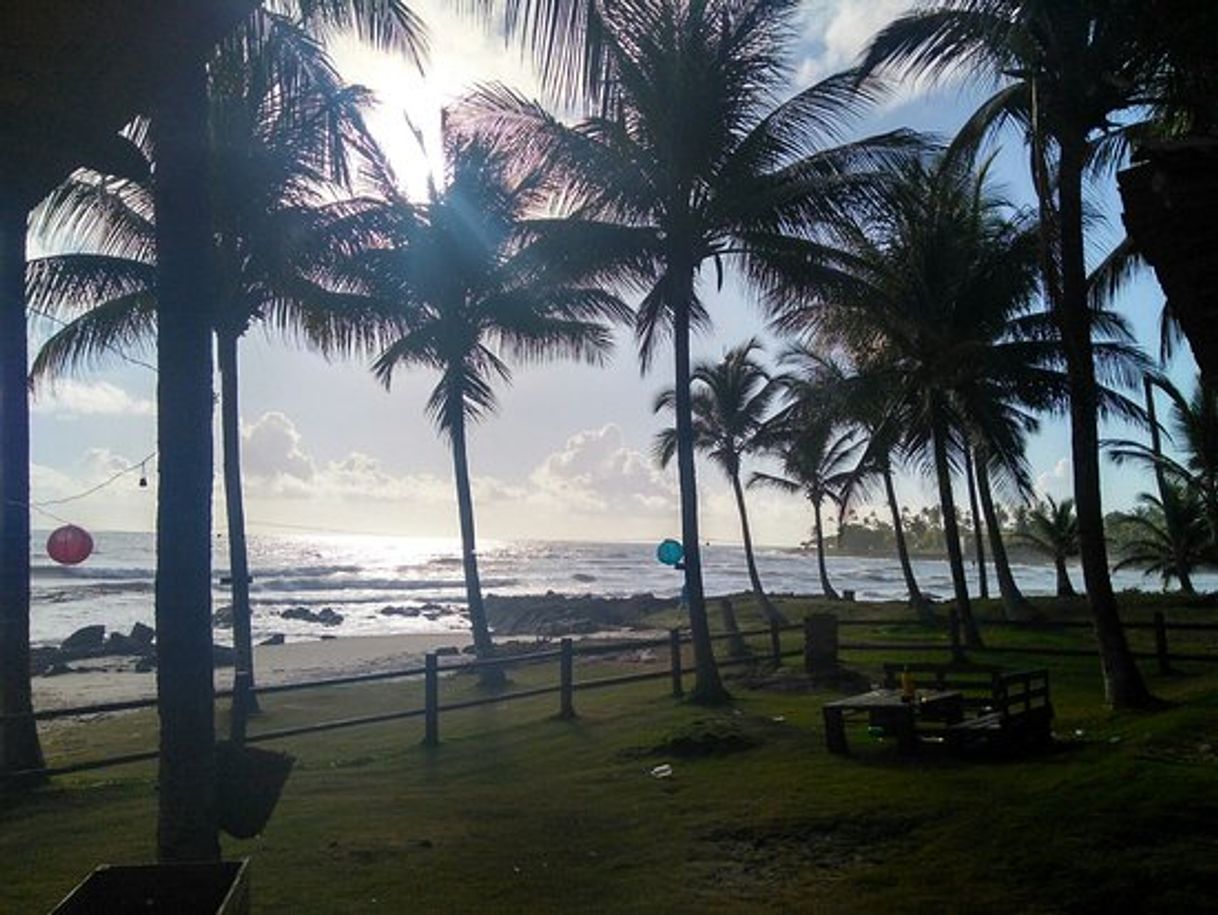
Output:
[
  {"left": 28, "top": 23, "right": 384, "bottom": 726},
  {"left": 653, "top": 339, "right": 784, "bottom": 625},
  {"left": 857, "top": 0, "right": 1158, "bottom": 706},
  {"left": 1016, "top": 496, "right": 1080, "bottom": 598},
  {"left": 460, "top": 0, "right": 917, "bottom": 703},
  {"left": 751, "top": 418, "right": 861, "bottom": 601},
  {"left": 366, "top": 132, "right": 627, "bottom": 687},
  {"left": 1113, "top": 486, "right": 1212, "bottom": 595},
  {"left": 777, "top": 345, "right": 933, "bottom": 620}
]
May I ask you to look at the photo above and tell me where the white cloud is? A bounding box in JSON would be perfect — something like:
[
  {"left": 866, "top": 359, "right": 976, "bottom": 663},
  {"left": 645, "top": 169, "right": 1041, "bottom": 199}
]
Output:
[
  {"left": 241, "top": 411, "right": 315, "bottom": 483},
  {"left": 530, "top": 424, "right": 675, "bottom": 514},
  {"left": 795, "top": 0, "right": 917, "bottom": 85},
  {"left": 1036, "top": 456, "right": 1072, "bottom": 498},
  {"left": 32, "top": 380, "right": 154, "bottom": 417}
]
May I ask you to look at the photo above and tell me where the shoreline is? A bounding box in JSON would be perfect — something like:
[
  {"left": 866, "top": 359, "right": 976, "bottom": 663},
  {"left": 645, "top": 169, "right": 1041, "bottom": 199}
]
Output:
[{"left": 32, "top": 631, "right": 473, "bottom": 711}]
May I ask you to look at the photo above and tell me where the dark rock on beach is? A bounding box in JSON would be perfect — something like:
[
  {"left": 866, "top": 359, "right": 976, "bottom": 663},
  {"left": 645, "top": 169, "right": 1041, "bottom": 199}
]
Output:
[
  {"left": 60, "top": 624, "right": 105, "bottom": 655},
  {"left": 129, "top": 622, "right": 155, "bottom": 647},
  {"left": 281, "top": 606, "right": 344, "bottom": 627},
  {"left": 260, "top": 633, "right": 286, "bottom": 646},
  {"left": 380, "top": 606, "right": 420, "bottom": 618},
  {"left": 213, "top": 604, "right": 234, "bottom": 628}
]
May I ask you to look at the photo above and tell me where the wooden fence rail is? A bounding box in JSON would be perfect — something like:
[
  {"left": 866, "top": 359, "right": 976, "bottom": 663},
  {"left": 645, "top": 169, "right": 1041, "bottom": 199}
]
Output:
[{"left": 6, "top": 605, "right": 1218, "bottom": 781}]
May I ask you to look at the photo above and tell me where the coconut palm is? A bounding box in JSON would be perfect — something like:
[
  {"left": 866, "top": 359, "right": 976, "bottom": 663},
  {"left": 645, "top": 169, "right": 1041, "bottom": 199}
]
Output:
[
  {"left": 460, "top": 0, "right": 917, "bottom": 703},
  {"left": 1016, "top": 496, "right": 1080, "bottom": 598},
  {"left": 777, "top": 345, "right": 934, "bottom": 621},
  {"left": 27, "top": 24, "right": 386, "bottom": 729},
  {"left": 365, "top": 132, "right": 627, "bottom": 686},
  {"left": 857, "top": 0, "right": 1158, "bottom": 705},
  {"left": 750, "top": 419, "right": 860, "bottom": 601},
  {"left": 1113, "top": 486, "right": 1212, "bottom": 594},
  {"left": 653, "top": 339, "right": 785, "bottom": 625},
  {"left": 961, "top": 444, "right": 989, "bottom": 599},
  {"left": 26, "top": 0, "right": 423, "bottom": 857},
  {"left": 1108, "top": 375, "right": 1218, "bottom": 551}
]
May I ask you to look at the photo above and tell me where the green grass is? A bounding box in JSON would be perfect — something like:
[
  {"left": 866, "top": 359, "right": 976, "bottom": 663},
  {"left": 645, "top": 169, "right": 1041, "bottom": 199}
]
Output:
[{"left": 5, "top": 595, "right": 1218, "bottom": 913}]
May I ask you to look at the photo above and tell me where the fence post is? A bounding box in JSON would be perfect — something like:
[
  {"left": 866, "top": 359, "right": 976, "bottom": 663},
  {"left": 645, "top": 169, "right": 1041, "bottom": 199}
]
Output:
[
  {"left": 423, "top": 652, "right": 439, "bottom": 747},
  {"left": 949, "top": 608, "right": 966, "bottom": 663},
  {"left": 1154, "top": 611, "right": 1172, "bottom": 674},
  {"left": 804, "top": 614, "right": 839, "bottom": 675},
  {"left": 769, "top": 620, "right": 782, "bottom": 666},
  {"left": 559, "top": 637, "right": 575, "bottom": 718},
  {"left": 669, "top": 628, "right": 684, "bottom": 698}
]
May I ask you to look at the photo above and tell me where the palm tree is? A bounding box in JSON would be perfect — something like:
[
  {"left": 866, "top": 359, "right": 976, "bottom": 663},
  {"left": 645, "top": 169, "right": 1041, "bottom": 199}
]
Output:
[
  {"left": 365, "top": 132, "right": 626, "bottom": 686},
  {"left": 777, "top": 345, "right": 934, "bottom": 620},
  {"left": 857, "top": 0, "right": 1158, "bottom": 705},
  {"left": 751, "top": 418, "right": 861, "bottom": 601},
  {"left": 461, "top": 0, "right": 916, "bottom": 703},
  {"left": 1113, "top": 486, "right": 1211, "bottom": 594},
  {"left": 133, "top": 0, "right": 420, "bottom": 862},
  {"left": 1016, "top": 496, "right": 1080, "bottom": 598},
  {"left": 961, "top": 444, "right": 989, "bottom": 600},
  {"left": 653, "top": 339, "right": 784, "bottom": 625},
  {"left": 1108, "top": 375, "right": 1218, "bottom": 551},
  {"left": 27, "top": 21, "right": 384, "bottom": 727}
]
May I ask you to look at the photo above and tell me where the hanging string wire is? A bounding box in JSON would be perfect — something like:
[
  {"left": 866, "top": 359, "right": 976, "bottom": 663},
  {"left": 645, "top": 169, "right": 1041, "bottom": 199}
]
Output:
[{"left": 17, "top": 451, "right": 158, "bottom": 512}]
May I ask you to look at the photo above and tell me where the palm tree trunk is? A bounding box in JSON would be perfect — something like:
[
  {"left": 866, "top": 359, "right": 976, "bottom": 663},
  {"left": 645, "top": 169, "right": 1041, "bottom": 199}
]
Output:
[
  {"left": 963, "top": 445, "right": 989, "bottom": 599},
  {"left": 0, "top": 198, "right": 46, "bottom": 783},
  {"left": 216, "top": 329, "right": 258, "bottom": 722},
  {"left": 152, "top": 53, "right": 219, "bottom": 862},
  {"left": 672, "top": 276, "right": 727, "bottom": 704},
  {"left": 729, "top": 471, "right": 784, "bottom": 625},
  {"left": 1054, "top": 556, "right": 1077, "bottom": 598},
  {"left": 811, "top": 498, "right": 839, "bottom": 601},
  {"left": 448, "top": 393, "right": 503, "bottom": 688},
  {"left": 882, "top": 463, "right": 932, "bottom": 622},
  {"left": 1145, "top": 376, "right": 1170, "bottom": 504},
  {"left": 974, "top": 455, "right": 1032, "bottom": 621},
  {"left": 1177, "top": 564, "right": 1196, "bottom": 595},
  {"left": 1057, "top": 137, "right": 1153, "bottom": 708},
  {"left": 931, "top": 408, "right": 982, "bottom": 648}
]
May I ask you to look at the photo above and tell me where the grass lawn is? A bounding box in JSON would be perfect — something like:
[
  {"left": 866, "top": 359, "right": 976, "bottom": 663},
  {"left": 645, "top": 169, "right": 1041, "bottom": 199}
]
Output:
[{"left": 4, "top": 595, "right": 1218, "bottom": 913}]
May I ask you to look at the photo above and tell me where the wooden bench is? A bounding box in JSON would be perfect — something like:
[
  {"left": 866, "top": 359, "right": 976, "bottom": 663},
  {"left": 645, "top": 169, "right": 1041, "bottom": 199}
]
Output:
[{"left": 882, "top": 663, "right": 1054, "bottom": 753}]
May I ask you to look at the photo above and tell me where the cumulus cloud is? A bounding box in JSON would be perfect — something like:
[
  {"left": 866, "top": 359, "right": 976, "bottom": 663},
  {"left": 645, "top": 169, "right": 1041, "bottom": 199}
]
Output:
[
  {"left": 33, "top": 380, "right": 154, "bottom": 417},
  {"left": 242, "top": 412, "right": 316, "bottom": 483},
  {"left": 530, "top": 424, "right": 675, "bottom": 514},
  {"left": 1036, "top": 456, "right": 1072, "bottom": 498}
]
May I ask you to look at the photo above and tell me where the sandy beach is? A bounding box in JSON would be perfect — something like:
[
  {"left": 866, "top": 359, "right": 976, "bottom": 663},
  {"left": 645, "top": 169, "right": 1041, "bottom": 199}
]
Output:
[{"left": 31, "top": 632, "right": 473, "bottom": 711}]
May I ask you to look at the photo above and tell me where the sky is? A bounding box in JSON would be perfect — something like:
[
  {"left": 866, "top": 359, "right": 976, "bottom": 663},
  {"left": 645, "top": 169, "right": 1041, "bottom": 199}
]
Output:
[{"left": 24, "top": 0, "right": 1202, "bottom": 547}]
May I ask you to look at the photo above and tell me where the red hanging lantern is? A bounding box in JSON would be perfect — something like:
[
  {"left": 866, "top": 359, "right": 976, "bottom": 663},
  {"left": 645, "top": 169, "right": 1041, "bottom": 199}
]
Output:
[{"left": 47, "top": 525, "right": 94, "bottom": 566}]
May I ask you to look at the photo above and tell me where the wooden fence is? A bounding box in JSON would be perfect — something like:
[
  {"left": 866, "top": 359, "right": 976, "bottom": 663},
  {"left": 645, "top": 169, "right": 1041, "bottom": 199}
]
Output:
[{"left": 4, "top": 608, "right": 1218, "bottom": 782}]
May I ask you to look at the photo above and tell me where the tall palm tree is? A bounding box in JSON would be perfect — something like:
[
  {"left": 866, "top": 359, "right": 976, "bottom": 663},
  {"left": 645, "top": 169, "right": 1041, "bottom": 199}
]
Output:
[
  {"left": 27, "top": 22, "right": 384, "bottom": 725},
  {"left": 461, "top": 0, "right": 916, "bottom": 703},
  {"left": 130, "top": 0, "right": 420, "bottom": 862},
  {"left": 775, "top": 154, "right": 1051, "bottom": 646},
  {"left": 751, "top": 418, "right": 861, "bottom": 601},
  {"left": 1016, "top": 496, "right": 1080, "bottom": 598},
  {"left": 366, "top": 133, "right": 627, "bottom": 686},
  {"left": 1113, "top": 486, "right": 1211, "bottom": 594},
  {"left": 653, "top": 339, "right": 784, "bottom": 624},
  {"left": 857, "top": 0, "right": 1158, "bottom": 705}
]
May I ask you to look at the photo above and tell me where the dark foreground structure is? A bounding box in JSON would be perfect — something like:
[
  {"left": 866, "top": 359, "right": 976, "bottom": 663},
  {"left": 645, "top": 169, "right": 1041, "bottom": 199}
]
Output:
[{"left": 2, "top": 0, "right": 258, "bottom": 861}]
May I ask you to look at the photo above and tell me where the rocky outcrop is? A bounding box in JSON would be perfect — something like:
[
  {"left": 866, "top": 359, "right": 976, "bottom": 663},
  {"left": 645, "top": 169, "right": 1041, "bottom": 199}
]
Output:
[
  {"left": 280, "top": 607, "right": 344, "bottom": 627},
  {"left": 482, "top": 592, "right": 678, "bottom": 637}
]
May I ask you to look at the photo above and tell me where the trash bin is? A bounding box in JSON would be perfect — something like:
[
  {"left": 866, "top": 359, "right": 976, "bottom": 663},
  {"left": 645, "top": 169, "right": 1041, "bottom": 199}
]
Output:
[{"left": 50, "top": 859, "right": 249, "bottom": 914}]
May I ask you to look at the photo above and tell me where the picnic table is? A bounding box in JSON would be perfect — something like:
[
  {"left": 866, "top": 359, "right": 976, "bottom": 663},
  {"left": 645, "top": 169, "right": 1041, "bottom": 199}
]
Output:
[{"left": 823, "top": 688, "right": 964, "bottom": 755}]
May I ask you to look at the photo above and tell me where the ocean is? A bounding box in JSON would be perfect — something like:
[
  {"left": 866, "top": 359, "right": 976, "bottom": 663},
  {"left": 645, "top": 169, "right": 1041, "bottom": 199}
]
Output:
[{"left": 29, "top": 530, "right": 1215, "bottom": 647}]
